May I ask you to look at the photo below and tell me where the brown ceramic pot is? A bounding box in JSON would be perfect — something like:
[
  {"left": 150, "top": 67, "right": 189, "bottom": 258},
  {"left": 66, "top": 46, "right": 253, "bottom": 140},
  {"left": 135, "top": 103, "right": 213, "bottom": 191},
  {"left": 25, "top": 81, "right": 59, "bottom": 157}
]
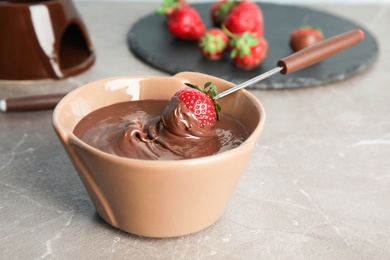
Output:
[
  {"left": 0, "top": 0, "right": 95, "bottom": 80},
  {"left": 52, "top": 72, "right": 266, "bottom": 238}
]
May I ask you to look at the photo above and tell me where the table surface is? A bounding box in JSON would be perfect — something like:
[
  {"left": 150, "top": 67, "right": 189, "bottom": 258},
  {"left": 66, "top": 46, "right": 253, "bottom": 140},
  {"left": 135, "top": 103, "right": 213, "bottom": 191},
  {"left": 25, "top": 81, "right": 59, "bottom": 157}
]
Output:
[{"left": 1, "top": 2, "right": 389, "bottom": 259}]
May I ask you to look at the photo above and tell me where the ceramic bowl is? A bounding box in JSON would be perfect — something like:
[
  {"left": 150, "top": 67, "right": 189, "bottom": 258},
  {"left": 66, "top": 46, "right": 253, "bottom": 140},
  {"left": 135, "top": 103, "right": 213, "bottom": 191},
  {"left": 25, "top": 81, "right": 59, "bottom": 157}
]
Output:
[
  {"left": 0, "top": 0, "right": 95, "bottom": 80},
  {"left": 52, "top": 72, "right": 266, "bottom": 238}
]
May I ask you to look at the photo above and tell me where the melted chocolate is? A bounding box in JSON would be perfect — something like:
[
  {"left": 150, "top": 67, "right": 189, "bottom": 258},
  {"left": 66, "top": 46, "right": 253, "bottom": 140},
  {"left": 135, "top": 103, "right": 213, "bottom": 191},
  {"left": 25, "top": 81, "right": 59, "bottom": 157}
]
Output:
[{"left": 73, "top": 98, "right": 248, "bottom": 160}]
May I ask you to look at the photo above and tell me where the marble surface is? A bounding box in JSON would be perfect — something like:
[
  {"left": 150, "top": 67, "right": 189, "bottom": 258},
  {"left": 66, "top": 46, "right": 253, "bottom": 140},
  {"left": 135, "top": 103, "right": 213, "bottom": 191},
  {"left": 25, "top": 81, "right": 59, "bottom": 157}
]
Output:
[{"left": 0, "top": 2, "right": 389, "bottom": 259}]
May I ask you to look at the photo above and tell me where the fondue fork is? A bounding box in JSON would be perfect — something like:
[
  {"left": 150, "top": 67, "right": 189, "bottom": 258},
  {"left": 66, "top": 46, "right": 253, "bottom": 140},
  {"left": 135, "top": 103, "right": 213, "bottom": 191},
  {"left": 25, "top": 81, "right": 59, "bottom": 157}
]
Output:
[{"left": 214, "top": 29, "right": 364, "bottom": 100}]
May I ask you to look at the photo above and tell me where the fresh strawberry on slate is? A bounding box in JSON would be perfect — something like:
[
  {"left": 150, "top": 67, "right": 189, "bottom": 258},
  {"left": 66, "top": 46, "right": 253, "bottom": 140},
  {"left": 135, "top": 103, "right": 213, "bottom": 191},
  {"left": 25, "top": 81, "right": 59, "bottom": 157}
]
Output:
[
  {"left": 223, "top": 1, "right": 264, "bottom": 38},
  {"left": 224, "top": 26, "right": 268, "bottom": 69},
  {"left": 157, "top": 0, "right": 206, "bottom": 41},
  {"left": 211, "top": 0, "right": 236, "bottom": 27},
  {"left": 168, "top": 6, "right": 206, "bottom": 41},
  {"left": 199, "top": 28, "right": 229, "bottom": 60}
]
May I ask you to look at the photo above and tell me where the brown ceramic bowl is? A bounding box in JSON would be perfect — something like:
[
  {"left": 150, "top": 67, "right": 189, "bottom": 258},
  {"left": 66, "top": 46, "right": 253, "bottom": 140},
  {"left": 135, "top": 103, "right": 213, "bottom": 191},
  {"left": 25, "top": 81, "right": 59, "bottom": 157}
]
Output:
[{"left": 52, "top": 72, "right": 266, "bottom": 238}]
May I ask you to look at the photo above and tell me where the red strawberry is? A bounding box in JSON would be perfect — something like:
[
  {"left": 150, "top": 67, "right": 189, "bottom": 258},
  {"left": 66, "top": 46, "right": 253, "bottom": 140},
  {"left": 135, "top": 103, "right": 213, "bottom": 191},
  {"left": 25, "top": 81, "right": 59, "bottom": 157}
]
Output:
[
  {"left": 290, "top": 26, "right": 324, "bottom": 52},
  {"left": 156, "top": 0, "right": 188, "bottom": 16},
  {"left": 223, "top": 1, "right": 264, "bottom": 38},
  {"left": 211, "top": 0, "right": 236, "bottom": 27},
  {"left": 167, "top": 6, "right": 207, "bottom": 41},
  {"left": 226, "top": 29, "right": 268, "bottom": 69},
  {"left": 174, "top": 82, "right": 221, "bottom": 127},
  {"left": 199, "top": 28, "right": 229, "bottom": 60}
]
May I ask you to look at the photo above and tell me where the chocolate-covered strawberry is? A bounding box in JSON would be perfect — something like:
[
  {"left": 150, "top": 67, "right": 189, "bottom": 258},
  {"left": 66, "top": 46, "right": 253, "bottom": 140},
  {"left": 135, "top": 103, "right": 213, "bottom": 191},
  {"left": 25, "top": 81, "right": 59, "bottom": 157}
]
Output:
[
  {"left": 199, "top": 28, "right": 229, "bottom": 60},
  {"left": 174, "top": 82, "right": 221, "bottom": 127},
  {"left": 290, "top": 26, "right": 324, "bottom": 52},
  {"left": 223, "top": 0, "right": 264, "bottom": 38}
]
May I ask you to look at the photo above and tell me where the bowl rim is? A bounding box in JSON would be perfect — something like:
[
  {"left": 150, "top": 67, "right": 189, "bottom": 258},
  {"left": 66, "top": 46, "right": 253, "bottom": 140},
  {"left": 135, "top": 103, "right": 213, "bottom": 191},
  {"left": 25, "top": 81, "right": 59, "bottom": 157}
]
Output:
[{"left": 52, "top": 74, "right": 266, "bottom": 165}]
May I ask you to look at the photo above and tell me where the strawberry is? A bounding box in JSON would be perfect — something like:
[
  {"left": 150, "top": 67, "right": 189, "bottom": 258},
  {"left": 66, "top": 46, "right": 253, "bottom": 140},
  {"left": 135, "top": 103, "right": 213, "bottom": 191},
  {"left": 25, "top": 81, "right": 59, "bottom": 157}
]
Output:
[
  {"left": 174, "top": 82, "right": 221, "bottom": 127},
  {"left": 224, "top": 26, "right": 268, "bottom": 69},
  {"left": 211, "top": 0, "right": 236, "bottom": 27},
  {"left": 167, "top": 6, "right": 207, "bottom": 41},
  {"left": 156, "top": 0, "right": 188, "bottom": 16},
  {"left": 223, "top": 1, "right": 264, "bottom": 38},
  {"left": 199, "top": 28, "right": 229, "bottom": 60},
  {"left": 290, "top": 26, "right": 324, "bottom": 52}
]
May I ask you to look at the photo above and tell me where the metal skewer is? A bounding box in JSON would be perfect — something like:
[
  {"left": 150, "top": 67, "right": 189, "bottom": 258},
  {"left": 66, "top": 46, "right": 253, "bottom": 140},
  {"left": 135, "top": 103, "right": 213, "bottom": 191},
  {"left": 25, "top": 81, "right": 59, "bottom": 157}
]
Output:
[
  {"left": 214, "top": 29, "right": 365, "bottom": 100},
  {"left": 214, "top": 67, "right": 283, "bottom": 100}
]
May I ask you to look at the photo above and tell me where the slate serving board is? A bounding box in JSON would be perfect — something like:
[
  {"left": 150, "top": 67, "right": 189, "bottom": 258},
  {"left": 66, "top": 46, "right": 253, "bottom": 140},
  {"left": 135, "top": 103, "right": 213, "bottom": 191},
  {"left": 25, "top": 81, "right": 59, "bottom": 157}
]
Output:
[{"left": 127, "top": 3, "right": 378, "bottom": 89}]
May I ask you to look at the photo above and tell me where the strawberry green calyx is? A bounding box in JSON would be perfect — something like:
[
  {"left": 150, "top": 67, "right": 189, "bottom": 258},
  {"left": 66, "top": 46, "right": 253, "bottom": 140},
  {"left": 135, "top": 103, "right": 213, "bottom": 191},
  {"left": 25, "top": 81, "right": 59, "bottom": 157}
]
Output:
[
  {"left": 156, "top": 0, "right": 186, "bottom": 16},
  {"left": 215, "top": 2, "right": 233, "bottom": 20},
  {"left": 184, "top": 82, "right": 221, "bottom": 121},
  {"left": 212, "top": 0, "right": 237, "bottom": 24},
  {"left": 200, "top": 33, "right": 227, "bottom": 56},
  {"left": 230, "top": 32, "right": 259, "bottom": 59},
  {"left": 222, "top": 24, "right": 268, "bottom": 69},
  {"left": 222, "top": 25, "right": 259, "bottom": 59}
]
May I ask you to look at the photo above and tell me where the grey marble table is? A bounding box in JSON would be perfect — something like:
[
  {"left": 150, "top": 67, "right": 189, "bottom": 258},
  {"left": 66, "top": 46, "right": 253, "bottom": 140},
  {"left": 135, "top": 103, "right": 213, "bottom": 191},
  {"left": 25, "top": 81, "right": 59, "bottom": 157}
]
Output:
[{"left": 1, "top": 2, "right": 389, "bottom": 259}]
